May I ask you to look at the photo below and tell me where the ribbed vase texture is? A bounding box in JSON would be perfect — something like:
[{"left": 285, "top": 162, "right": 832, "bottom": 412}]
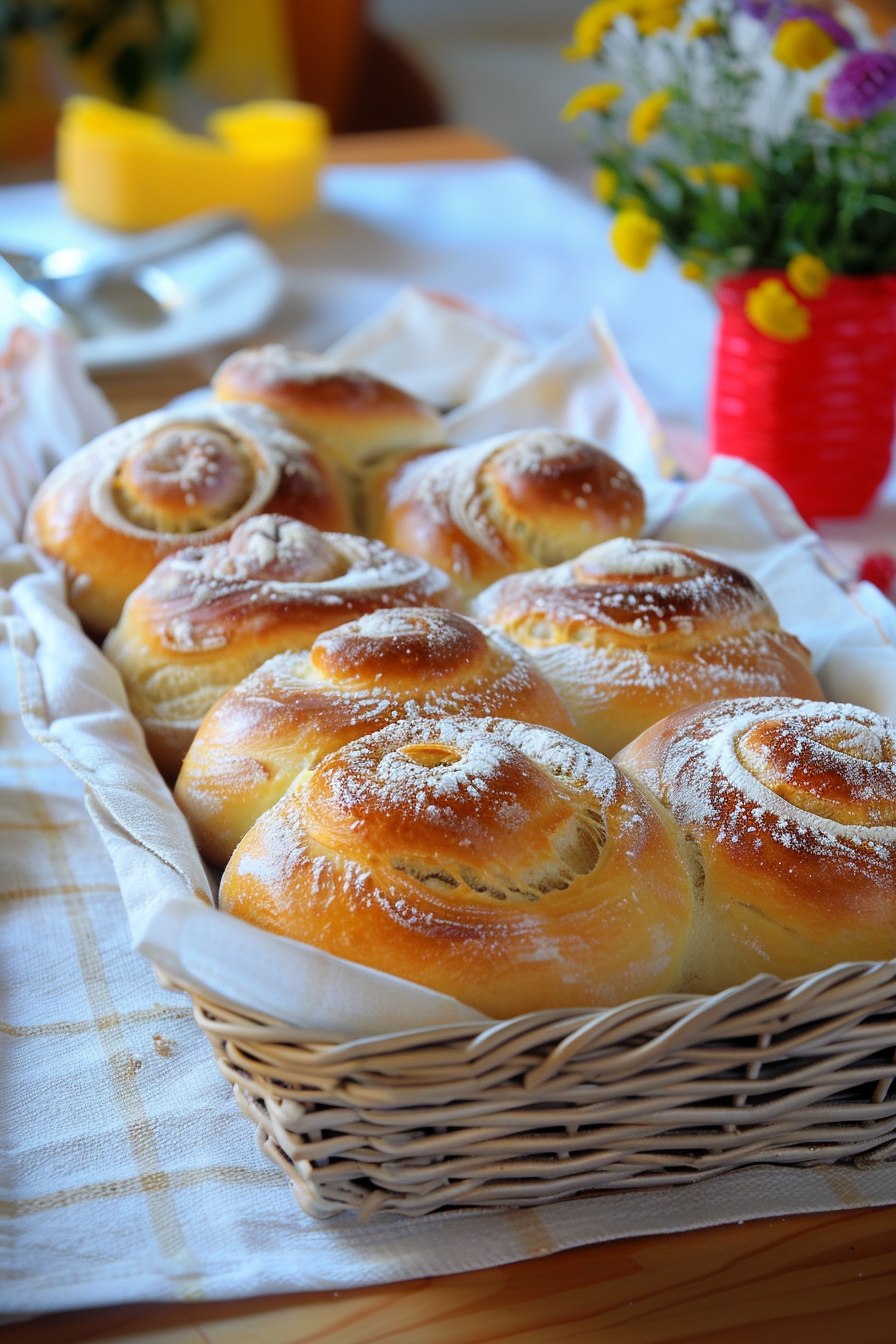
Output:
[{"left": 710, "top": 271, "right": 896, "bottom": 519}]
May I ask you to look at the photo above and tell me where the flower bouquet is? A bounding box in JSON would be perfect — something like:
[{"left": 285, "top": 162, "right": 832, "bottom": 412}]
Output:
[{"left": 563, "top": 0, "right": 896, "bottom": 517}]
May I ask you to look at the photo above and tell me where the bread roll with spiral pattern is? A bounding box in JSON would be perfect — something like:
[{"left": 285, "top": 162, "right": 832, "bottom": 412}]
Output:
[
  {"left": 617, "top": 698, "right": 896, "bottom": 991},
  {"left": 176, "top": 607, "right": 576, "bottom": 866},
  {"left": 472, "top": 538, "right": 823, "bottom": 756},
  {"left": 371, "top": 429, "right": 645, "bottom": 598},
  {"left": 104, "top": 514, "right": 456, "bottom": 779},
  {"left": 219, "top": 716, "right": 695, "bottom": 1016},
  {"left": 212, "top": 346, "right": 445, "bottom": 489},
  {"left": 25, "top": 403, "right": 350, "bottom": 635}
]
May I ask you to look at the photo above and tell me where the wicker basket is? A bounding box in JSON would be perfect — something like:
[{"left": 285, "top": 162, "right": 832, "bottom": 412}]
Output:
[{"left": 157, "top": 958, "right": 896, "bottom": 1220}]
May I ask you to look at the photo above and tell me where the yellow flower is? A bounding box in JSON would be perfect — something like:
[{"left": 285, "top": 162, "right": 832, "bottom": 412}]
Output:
[
  {"left": 637, "top": 5, "right": 682, "bottom": 33},
  {"left": 628, "top": 89, "right": 672, "bottom": 144},
  {"left": 680, "top": 260, "right": 705, "bottom": 281},
  {"left": 773, "top": 19, "right": 836, "bottom": 72},
  {"left": 786, "top": 253, "right": 830, "bottom": 299},
  {"left": 686, "top": 162, "right": 753, "bottom": 188},
  {"left": 561, "top": 83, "right": 625, "bottom": 120},
  {"left": 610, "top": 209, "right": 662, "bottom": 270},
  {"left": 564, "top": 0, "right": 629, "bottom": 59},
  {"left": 745, "top": 279, "right": 811, "bottom": 342},
  {"left": 593, "top": 166, "right": 618, "bottom": 202},
  {"left": 710, "top": 162, "right": 754, "bottom": 188},
  {"left": 564, "top": 0, "right": 682, "bottom": 58},
  {"left": 689, "top": 15, "right": 721, "bottom": 37}
]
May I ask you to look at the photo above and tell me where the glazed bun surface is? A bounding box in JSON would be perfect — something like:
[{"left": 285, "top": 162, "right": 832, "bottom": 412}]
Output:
[
  {"left": 104, "top": 514, "right": 456, "bottom": 778},
  {"left": 373, "top": 429, "right": 645, "bottom": 597},
  {"left": 25, "top": 402, "right": 349, "bottom": 635},
  {"left": 176, "top": 606, "right": 576, "bottom": 866},
  {"left": 473, "top": 537, "right": 823, "bottom": 756},
  {"left": 219, "top": 716, "right": 695, "bottom": 1017},
  {"left": 212, "top": 346, "right": 445, "bottom": 477},
  {"left": 617, "top": 697, "right": 896, "bottom": 990}
]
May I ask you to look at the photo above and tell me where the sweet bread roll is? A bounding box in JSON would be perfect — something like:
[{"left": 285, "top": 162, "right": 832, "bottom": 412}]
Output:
[
  {"left": 212, "top": 346, "right": 445, "bottom": 489},
  {"left": 371, "top": 429, "right": 645, "bottom": 598},
  {"left": 175, "top": 607, "right": 576, "bottom": 866},
  {"left": 25, "top": 402, "right": 350, "bottom": 635},
  {"left": 219, "top": 716, "right": 695, "bottom": 1016},
  {"left": 104, "top": 514, "right": 456, "bottom": 779},
  {"left": 472, "top": 538, "right": 823, "bottom": 756},
  {"left": 617, "top": 698, "right": 896, "bottom": 991}
]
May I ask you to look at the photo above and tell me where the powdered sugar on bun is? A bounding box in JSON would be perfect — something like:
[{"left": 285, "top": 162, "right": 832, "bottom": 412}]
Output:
[
  {"left": 473, "top": 539, "right": 823, "bottom": 756},
  {"left": 650, "top": 698, "right": 896, "bottom": 862},
  {"left": 24, "top": 402, "right": 350, "bottom": 635},
  {"left": 373, "top": 429, "right": 645, "bottom": 597},
  {"left": 140, "top": 515, "right": 453, "bottom": 639},
  {"left": 617, "top": 698, "right": 896, "bottom": 991},
  {"left": 104, "top": 516, "right": 457, "bottom": 780},
  {"left": 478, "top": 538, "right": 773, "bottom": 646},
  {"left": 175, "top": 608, "right": 575, "bottom": 866},
  {"left": 219, "top": 716, "right": 695, "bottom": 1016}
]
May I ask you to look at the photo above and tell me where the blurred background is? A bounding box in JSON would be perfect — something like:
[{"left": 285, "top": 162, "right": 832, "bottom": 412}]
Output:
[{"left": 4, "top": 0, "right": 890, "bottom": 177}]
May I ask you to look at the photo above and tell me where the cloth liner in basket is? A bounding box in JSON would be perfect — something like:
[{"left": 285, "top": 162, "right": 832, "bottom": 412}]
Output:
[{"left": 6, "top": 299, "right": 896, "bottom": 1220}]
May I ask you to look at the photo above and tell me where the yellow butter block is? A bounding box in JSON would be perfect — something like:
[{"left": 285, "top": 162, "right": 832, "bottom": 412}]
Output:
[{"left": 58, "top": 96, "right": 327, "bottom": 231}]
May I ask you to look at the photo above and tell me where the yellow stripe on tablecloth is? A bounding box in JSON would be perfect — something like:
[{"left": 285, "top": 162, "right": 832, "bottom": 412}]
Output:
[
  {"left": 21, "top": 767, "right": 208, "bottom": 1302},
  {"left": 0, "top": 1165, "right": 283, "bottom": 1218},
  {"left": 0, "top": 881, "right": 120, "bottom": 902},
  {"left": 0, "top": 1005, "right": 192, "bottom": 1036}
]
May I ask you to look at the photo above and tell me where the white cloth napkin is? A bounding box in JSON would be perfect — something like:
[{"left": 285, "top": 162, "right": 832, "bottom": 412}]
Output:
[
  {"left": 6, "top": 298, "right": 896, "bottom": 1039},
  {"left": 0, "top": 325, "right": 113, "bottom": 549},
  {"left": 3, "top": 223, "right": 896, "bottom": 1315}
]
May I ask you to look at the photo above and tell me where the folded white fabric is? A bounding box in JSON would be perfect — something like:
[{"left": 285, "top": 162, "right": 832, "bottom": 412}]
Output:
[
  {"left": 7, "top": 308, "right": 896, "bottom": 1037},
  {"left": 3, "top": 299, "right": 896, "bottom": 1316},
  {"left": 0, "top": 324, "right": 113, "bottom": 549}
]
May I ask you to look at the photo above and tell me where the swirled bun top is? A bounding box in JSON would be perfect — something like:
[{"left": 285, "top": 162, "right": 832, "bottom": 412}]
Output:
[
  {"left": 475, "top": 537, "right": 774, "bottom": 645},
  {"left": 472, "top": 538, "right": 823, "bottom": 755},
  {"left": 617, "top": 697, "right": 896, "bottom": 990},
  {"left": 219, "top": 716, "right": 695, "bottom": 1016},
  {"left": 25, "top": 402, "right": 350, "bottom": 635},
  {"left": 372, "top": 429, "right": 645, "bottom": 597},
  {"left": 175, "top": 607, "right": 576, "bottom": 866},
  {"left": 212, "top": 345, "right": 445, "bottom": 474},
  {"left": 111, "top": 422, "right": 255, "bottom": 532},
  {"left": 104, "top": 514, "right": 456, "bottom": 779}
]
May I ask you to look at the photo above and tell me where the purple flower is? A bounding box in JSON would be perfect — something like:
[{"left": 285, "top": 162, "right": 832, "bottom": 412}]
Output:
[
  {"left": 778, "top": 5, "right": 856, "bottom": 48},
  {"left": 825, "top": 50, "right": 896, "bottom": 120}
]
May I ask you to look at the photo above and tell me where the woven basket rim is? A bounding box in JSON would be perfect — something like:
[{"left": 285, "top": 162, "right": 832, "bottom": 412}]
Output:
[{"left": 156, "top": 954, "right": 896, "bottom": 1054}]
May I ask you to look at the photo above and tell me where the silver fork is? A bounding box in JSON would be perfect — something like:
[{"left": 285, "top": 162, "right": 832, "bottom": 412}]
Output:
[{"left": 0, "top": 208, "right": 248, "bottom": 310}]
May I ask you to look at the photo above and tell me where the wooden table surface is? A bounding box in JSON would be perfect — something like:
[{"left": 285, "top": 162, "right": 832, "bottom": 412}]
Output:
[{"left": 5, "top": 123, "right": 896, "bottom": 1344}]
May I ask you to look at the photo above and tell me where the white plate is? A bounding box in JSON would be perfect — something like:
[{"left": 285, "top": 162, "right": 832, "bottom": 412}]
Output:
[{"left": 0, "top": 182, "right": 283, "bottom": 369}]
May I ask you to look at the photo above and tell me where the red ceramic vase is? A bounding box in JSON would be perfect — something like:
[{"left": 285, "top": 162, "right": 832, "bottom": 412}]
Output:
[{"left": 710, "top": 270, "right": 896, "bottom": 520}]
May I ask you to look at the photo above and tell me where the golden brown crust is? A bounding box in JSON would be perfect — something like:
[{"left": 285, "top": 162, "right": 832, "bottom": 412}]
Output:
[
  {"left": 371, "top": 429, "right": 645, "bottom": 598},
  {"left": 212, "top": 346, "right": 445, "bottom": 476},
  {"left": 617, "top": 697, "right": 896, "bottom": 990},
  {"left": 175, "top": 607, "right": 576, "bottom": 866},
  {"left": 104, "top": 514, "right": 458, "bottom": 779},
  {"left": 219, "top": 716, "right": 695, "bottom": 1016},
  {"left": 24, "top": 402, "right": 350, "bottom": 635},
  {"left": 472, "top": 538, "right": 823, "bottom": 755}
]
